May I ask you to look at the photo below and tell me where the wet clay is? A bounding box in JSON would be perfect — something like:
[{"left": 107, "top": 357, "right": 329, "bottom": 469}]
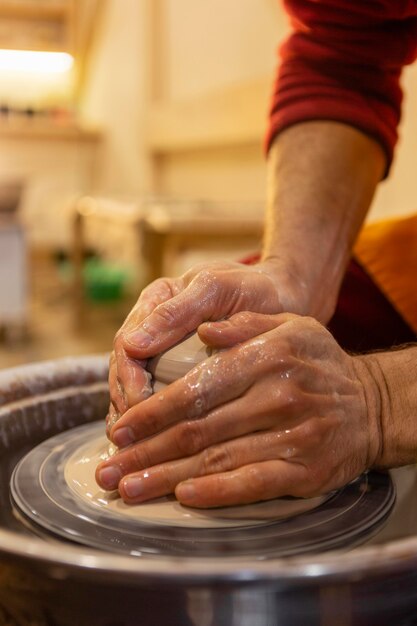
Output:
[
  {"left": 65, "top": 433, "right": 327, "bottom": 528},
  {"left": 148, "top": 332, "right": 213, "bottom": 392}
]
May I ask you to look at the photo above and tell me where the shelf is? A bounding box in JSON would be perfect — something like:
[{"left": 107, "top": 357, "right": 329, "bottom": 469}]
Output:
[
  {"left": 0, "top": 1, "right": 70, "bottom": 21},
  {"left": 0, "top": 0, "right": 73, "bottom": 54},
  {"left": 0, "top": 119, "right": 100, "bottom": 142}
]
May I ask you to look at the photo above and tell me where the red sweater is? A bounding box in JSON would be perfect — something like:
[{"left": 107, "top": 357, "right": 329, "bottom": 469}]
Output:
[{"left": 267, "top": 0, "right": 417, "bottom": 171}]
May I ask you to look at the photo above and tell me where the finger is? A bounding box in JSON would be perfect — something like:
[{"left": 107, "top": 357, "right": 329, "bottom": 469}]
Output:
[
  {"left": 109, "top": 345, "right": 256, "bottom": 447},
  {"left": 123, "top": 277, "right": 183, "bottom": 331},
  {"left": 108, "top": 352, "right": 127, "bottom": 414},
  {"left": 111, "top": 430, "right": 306, "bottom": 503},
  {"left": 121, "top": 268, "right": 281, "bottom": 359},
  {"left": 111, "top": 278, "right": 182, "bottom": 408},
  {"left": 175, "top": 461, "right": 308, "bottom": 508},
  {"left": 98, "top": 380, "right": 314, "bottom": 481},
  {"left": 117, "top": 355, "right": 151, "bottom": 407},
  {"left": 198, "top": 312, "right": 297, "bottom": 349},
  {"left": 109, "top": 346, "right": 151, "bottom": 410},
  {"left": 105, "top": 403, "right": 121, "bottom": 439}
]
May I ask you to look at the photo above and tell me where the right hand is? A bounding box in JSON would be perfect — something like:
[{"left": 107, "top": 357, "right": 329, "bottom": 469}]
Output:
[
  {"left": 107, "top": 258, "right": 308, "bottom": 431},
  {"left": 99, "top": 313, "right": 382, "bottom": 507}
]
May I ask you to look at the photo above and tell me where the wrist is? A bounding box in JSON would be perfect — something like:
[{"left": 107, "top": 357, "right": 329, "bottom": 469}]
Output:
[
  {"left": 351, "top": 355, "right": 384, "bottom": 469},
  {"left": 258, "top": 255, "right": 341, "bottom": 322},
  {"left": 354, "top": 348, "right": 417, "bottom": 469},
  {"left": 263, "top": 123, "right": 385, "bottom": 323},
  {"left": 257, "top": 256, "right": 310, "bottom": 316}
]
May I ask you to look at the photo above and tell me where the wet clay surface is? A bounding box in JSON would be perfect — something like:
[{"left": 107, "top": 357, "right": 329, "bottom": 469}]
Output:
[
  {"left": 11, "top": 421, "right": 395, "bottom": 558},
  {"left": 148, "top": 332, "right": 213, "bottom": 390}
]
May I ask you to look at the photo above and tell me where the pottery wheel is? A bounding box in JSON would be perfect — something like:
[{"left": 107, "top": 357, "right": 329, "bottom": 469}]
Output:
[{"left": 10, "top": 421, "right": 395, "bottom": 559}]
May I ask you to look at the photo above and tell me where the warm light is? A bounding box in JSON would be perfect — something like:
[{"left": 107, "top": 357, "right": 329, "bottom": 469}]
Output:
[{"left": 0, "top": 50, "right": 73, "bottom": 74}]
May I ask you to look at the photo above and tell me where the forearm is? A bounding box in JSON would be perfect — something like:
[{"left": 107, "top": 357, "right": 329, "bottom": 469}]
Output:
[
  {"left": 355, "top": 346, "right": 417, "bottom": 469},
  {"left": 263, "top": 121, "right": 386, "bottom": 322}
]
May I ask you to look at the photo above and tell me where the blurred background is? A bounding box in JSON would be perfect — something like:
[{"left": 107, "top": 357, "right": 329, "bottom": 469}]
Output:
[{"left": 1, "top": 0, "right": 416, "bottom": 369}]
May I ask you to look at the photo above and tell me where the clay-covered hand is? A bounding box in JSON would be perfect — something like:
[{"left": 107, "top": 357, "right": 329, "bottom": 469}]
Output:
[
  {"left": 97, "top": 313, "right": 382, "bottom": 508},
  {"left": 107, "top": 259, "right": 308, "bottom": 432}
]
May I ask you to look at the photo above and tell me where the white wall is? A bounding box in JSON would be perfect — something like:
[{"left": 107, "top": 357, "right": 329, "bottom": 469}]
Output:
[
  {"left": 163, "top": 0, "right": 284, "bottom": 101},
  {"left": 80, "top": 0, "right": 417, "bottom": 222},
  {"left": 80, "top": 0, "right": 152, "bottom": 195}
]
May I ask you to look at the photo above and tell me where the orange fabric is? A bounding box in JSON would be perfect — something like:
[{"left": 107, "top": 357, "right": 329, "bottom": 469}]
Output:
[{"left": 354, "top": 214, "right": 417, "bottom": 334}]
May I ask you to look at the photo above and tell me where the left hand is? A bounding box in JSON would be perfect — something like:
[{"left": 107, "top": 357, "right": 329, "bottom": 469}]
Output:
[{"left": 95, "top": 313, "right": 382, "bottom": 508}]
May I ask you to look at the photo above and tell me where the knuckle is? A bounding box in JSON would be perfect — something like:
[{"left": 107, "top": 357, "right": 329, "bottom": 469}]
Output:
[
  {"left": 182, "top": 384, "right": 208, "bottom": 418},
  {"left": 296, "top": 417, "right": 325, "bottom": 448},
  {"left": 128, "top": 406, "right": 159, "bottom": 440},
  {"left": 143, "top": 277, "right": 168, "bottom": 293},
  {"left": 280, "top": 380, "right": 301, "bottom": 407},
  {"left": 194, "top": 268, "right": 221, "bottom": 291},
  {"left": 142, "top": 409, "right": 161, "bottom": 437},
  {"left": 153, "top": 300, "right": 177, "bottom": 325},
  {"left": 234, "top": 311, "right": 259, "bottom": 326},
  {"left": 305, "top": 315, "right": 325, "bottom": 331},
  {"left": 113, "top": 330, "right": 124, "bottom": 351},
  {"left": 158, "top": 463, "right": 177, "bottom": 493},
  {"left": 297, "top": 464, "right": 327, "bottom": 497},
  {"left": 175, "top": 421, "right": 205, "bottom": 457},
  {"left": 246, "top": 465, "right": 269, "bottom": 496},
  {"left": 141, "top": 277, "right": 173, "bottom": 300},
  {"left": 200, "top": 445, "right": 234, "bottom": 475},
  {"left": 132, "top": 443, "right": 152, "bottom": 470},
  {"left": 238, "top": 340, "right": 266, "bottom": 368},
  {"left": 183, "top": 262, "right": 208, "bottom": 279},
  {"left": 270, "top": 379, "right": 303, "bottom": 414}
]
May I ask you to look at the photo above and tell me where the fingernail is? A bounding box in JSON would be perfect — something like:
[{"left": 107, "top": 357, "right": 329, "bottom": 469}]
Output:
[
  {"left": 125, "top": 328, "right": 153, "bottom": 348},
  {"left": 97, "top": 466, "right": 122, "bottom": 490},
  {"left": 112, "top": 426, "right": 135, "bottom": 448},
  {"left": 176, "top": 481, "right": 196, "bottom": 501},
  {"left": 123, "top": 476, "right": 144, "bottom": 499}
]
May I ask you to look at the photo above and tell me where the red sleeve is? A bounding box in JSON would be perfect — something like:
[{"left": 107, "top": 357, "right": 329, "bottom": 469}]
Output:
[{"left": 267, "top": 0, "right": 417, "bottom": 173}]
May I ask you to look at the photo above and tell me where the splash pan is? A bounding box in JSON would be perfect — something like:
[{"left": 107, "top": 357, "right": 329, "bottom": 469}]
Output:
[
  {"left": 1, "top": 355, "right": 417, "bottom": 626},
  {"left": 10, "top": 421, "right": 395, "bottom": 558}
]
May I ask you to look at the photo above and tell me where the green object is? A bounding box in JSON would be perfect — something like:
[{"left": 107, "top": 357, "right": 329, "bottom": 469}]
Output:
[{"left": 83, "top": 259, "right": 128, "bottom": 302}]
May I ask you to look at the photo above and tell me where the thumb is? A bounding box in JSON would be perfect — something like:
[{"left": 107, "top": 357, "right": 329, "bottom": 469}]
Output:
[{"left": 198, "top": 312, "right": 297, "bottom": 349}]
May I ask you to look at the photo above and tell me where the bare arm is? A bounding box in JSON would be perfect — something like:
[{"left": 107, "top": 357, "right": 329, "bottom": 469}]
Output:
[
  {"left": 263, "top": 121, "right": 386, "bottom": 322},
  {"left": 357, "top": 346, "right": 417, "bottom": 470}
]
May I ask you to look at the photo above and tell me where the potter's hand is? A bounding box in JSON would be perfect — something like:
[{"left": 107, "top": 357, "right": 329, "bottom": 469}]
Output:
[
  {"left": 107, "top": 259, "right": 307, "bottom": 430},
  {"left": 97, "top": 313, "right": 382, "bottom": 507}
]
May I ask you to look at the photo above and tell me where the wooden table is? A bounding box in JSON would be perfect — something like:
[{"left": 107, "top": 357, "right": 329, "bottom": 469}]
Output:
[
  {"left": 72, "top": 198, "right": 264, "bottom": 328},
  {"left": 142, "top": 208, "right": 264, "bottom": 283}
]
